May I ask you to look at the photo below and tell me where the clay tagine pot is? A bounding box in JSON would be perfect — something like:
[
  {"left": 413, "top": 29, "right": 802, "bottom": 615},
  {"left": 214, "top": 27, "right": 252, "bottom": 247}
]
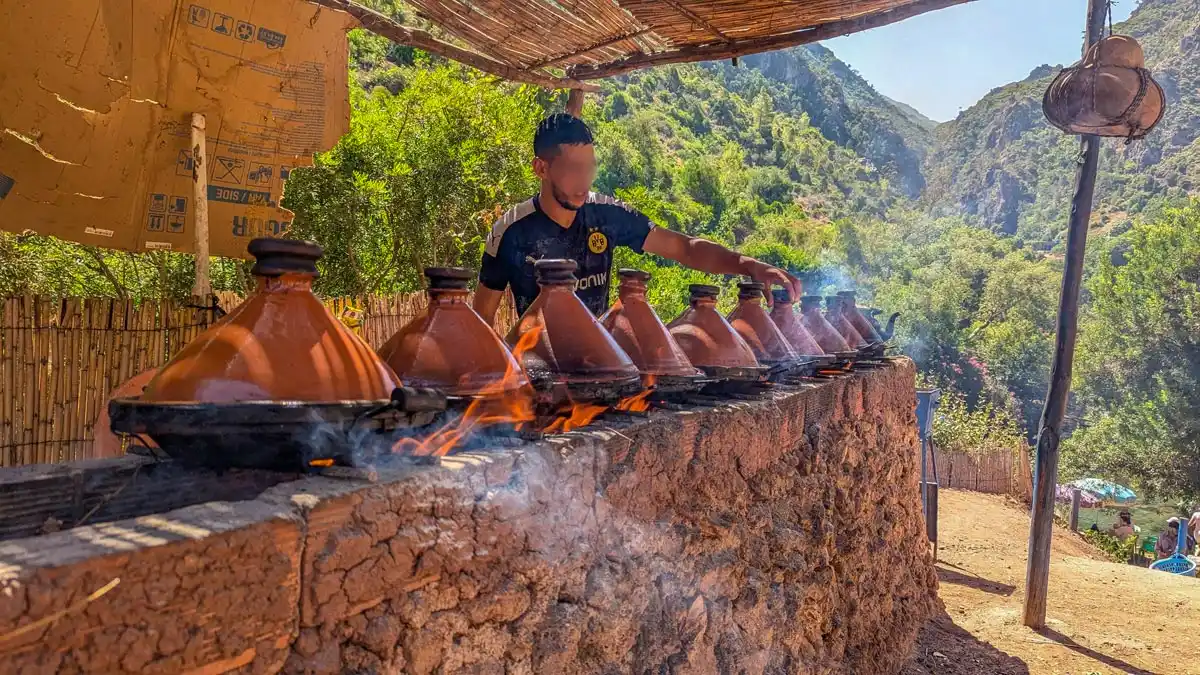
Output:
[
  {"left": 800, "top": 296, "right": 853, "bottom": 354},
  {"left": 769, "top": 289, "right": 826, "bottom": 357},
  {"left": 378, "top": 267, "right": 530, "bottom": 398},
  {"left": 825, "top": 295, "right": 867, "bottom": 349},
  {"left": 838, "top": 291, "right": 883, "bottom": 343},
  {"left": 506, "top": 259, "right": 641, "bottom": 398},
  {"left": 142, "top": 238, "right": 400, "bottom": 403},
  {"left": 727, "top": 281, "right": 799, "bottom": 366},
  {"left": 600, "top": 269, "right": 704, "bottom": 387},
  {"left": 668, "top": 284, "right": 765, "bottom": 381},
  {"left": 107, "top": 239, "right": 439, "bottom": 471}
]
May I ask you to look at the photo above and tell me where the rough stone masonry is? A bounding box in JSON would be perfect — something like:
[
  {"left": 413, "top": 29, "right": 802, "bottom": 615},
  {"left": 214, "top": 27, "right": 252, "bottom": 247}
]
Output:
[{"left": 0, "top": 358, "right": 938, "bottom": 674}]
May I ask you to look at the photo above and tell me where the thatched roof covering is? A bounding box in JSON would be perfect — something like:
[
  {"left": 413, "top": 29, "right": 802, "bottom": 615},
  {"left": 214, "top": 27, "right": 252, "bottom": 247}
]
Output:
[{"left": 313, "top": 0, "right": 973, "bottom": 90}]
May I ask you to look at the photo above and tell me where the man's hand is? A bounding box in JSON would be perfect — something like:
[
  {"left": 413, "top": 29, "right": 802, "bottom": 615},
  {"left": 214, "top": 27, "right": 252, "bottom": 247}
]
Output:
[
  {"left": 743, "top": 259, "right": 803, "bottom": 304},
  {"left": 643, "top": 227, "right": 803, "bottom": 304}
]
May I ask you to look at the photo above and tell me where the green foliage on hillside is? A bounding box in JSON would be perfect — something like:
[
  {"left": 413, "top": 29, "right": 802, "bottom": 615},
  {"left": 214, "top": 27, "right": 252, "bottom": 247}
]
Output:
[{"left": 1062, "top": 200, "right": 1200, "bottom": 499}]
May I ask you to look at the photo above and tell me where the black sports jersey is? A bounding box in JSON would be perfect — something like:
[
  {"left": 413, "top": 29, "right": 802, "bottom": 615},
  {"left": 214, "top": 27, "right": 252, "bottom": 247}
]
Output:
[{"left": 479, "top": 192, "right": 655, "bottom": 316}]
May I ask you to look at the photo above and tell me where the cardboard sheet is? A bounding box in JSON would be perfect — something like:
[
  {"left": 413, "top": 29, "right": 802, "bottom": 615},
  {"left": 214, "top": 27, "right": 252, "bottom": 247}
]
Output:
[{"left": 0, "top": 0, "right": 353, "bottom": 258}]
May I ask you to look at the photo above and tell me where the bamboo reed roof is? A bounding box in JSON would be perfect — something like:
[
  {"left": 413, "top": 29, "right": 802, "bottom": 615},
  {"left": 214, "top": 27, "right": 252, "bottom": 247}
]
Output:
[{"left": 314, "top": 0, "right": 973, "bottom": 90}]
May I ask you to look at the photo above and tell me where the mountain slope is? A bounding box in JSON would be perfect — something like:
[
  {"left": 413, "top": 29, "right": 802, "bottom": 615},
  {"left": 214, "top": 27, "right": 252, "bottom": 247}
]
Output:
[
  {"left": 922, "top": 0, "right": 1200, "bottom": 242},
  {"left": 705, "top": 45, "right": 935, "bottom": 198}
]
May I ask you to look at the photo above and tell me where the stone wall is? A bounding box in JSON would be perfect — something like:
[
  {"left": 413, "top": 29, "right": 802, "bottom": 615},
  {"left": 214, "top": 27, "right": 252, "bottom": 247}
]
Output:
[{"left": 0, "top": 359, "right": 937, "bottom": 674}]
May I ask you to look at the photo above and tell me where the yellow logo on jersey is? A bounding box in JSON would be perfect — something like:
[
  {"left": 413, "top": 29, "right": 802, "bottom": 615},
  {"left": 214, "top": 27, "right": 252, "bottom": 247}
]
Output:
[{"left": 588, "top": 231, "right": 608, "bottom": 254}]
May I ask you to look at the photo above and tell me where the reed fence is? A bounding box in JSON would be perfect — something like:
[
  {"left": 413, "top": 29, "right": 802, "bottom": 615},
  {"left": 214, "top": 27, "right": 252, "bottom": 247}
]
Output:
[
  {"left": 0, "top": 292, "right": 516, "bottom": 467},
  {"left": 921, "top": 442, "right": 1034, "bottom": 502}
]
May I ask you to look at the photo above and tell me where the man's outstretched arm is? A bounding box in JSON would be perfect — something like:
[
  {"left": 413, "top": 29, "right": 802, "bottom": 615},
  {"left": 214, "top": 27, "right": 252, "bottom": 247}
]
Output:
[
  {"left": 642, "top": 227, "right": 802, "bottom": 301},
  {"left": 472, "top": 285, "right": 506, "bottom": 327}
]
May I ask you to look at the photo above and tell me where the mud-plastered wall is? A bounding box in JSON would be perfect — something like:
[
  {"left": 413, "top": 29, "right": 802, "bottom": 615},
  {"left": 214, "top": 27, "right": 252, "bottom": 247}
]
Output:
[{"left": 0, "top": 359, "right": 937, "bottom": 674}]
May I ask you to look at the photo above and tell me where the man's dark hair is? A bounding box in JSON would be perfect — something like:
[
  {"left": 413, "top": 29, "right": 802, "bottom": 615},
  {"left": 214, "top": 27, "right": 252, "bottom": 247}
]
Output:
[{"left": 534, "top": 114, "right": 593, "bottom": 160}]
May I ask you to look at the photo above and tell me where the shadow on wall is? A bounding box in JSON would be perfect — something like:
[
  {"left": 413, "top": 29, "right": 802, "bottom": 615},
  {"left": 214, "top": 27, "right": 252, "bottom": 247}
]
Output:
[{"left": 902, "top": 609, "right": 1030, "bottom": 675}]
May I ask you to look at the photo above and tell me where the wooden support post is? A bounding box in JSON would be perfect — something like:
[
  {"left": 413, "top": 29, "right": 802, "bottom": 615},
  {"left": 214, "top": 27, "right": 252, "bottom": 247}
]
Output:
[
  {"left": 566, "top": 89, "right": 585, "bottom": 118},
  {"left": 1069, "top": 489, "right": 1081, "bottom": 532},
  {"left": 1023, "top": 0, "right": 1107, "bottom": 630},
  {"left": 925, "top": 482, "right": 939, "bottom": 561},
  {"left": 190, "top": 113, "right": 211, "bottom": 299}
]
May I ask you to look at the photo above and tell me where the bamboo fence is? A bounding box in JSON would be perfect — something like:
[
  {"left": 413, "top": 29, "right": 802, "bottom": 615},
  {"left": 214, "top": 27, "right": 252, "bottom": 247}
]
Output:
[
  {"left": 0, "top": 292, "right": 516, "bottom": 467},
  {"left": 921, "top": 442, "right": 1034, "bottom": 502}
]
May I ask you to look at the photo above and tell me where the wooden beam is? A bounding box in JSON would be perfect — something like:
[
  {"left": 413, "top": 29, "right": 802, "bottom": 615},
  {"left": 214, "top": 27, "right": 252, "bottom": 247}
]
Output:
[
  {"left": 1023, "top": 0, "right": 1108, "bottom": 631},
  {"left": 190, "top": 113, "right": 211, "bottom": 299},
  {"left": 569, "top": 0, "right": 972, "bottom": 81},
  {"left": 565, "top": 89, "right": 585, "bottom": 117},
  {"left": 305, "top": 0, "right": 599, "bottom": 91},
  {"left": 659, "top": 0, "right": 730, "bottom": 42}
]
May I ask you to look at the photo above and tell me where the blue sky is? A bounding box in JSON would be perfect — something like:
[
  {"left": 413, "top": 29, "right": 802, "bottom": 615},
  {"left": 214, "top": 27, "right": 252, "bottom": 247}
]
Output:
[{"left": 825, "top": 0, "right": 1137, "bottom": 122}]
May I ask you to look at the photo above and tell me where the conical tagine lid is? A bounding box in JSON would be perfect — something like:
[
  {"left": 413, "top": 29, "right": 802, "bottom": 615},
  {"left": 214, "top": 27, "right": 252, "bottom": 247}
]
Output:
[
  {"left": 800, "top": 296, "right": 853, "bottom": 353},
  {"left": 141, "top": 239, "right": 400, "bottom": 403},
  {"left": 600, "top": 269, "right": 703, "bottom": 378},
  {"left": 770, "top": 290, "right": 826, "bottom": 356},
  {"left": 506, "top": 259, "right": 640, "bottom": 384},
  {"left": 667, "top": 284, "right": 762, "bottom": 373},
  {"left": 838, "top": 291, "right": 883, "bottom": 343},
  {"left": 826, "top": 295, "right": 867, "bottom": 349},
  {"left": 727, "top": 281, "right": 799, "bottom": 365},
  {"left": 378, "top": 267, "right": 530, "bottom": 397}
]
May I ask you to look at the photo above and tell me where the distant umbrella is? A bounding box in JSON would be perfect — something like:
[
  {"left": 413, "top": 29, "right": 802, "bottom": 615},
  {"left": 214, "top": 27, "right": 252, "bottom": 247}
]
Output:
[
  {"left": 1056, "top": 484, "right": 1101, "bottom": 507},
  {"left": 1068, "top": 478, "right": 1137, "bottom": 504}
]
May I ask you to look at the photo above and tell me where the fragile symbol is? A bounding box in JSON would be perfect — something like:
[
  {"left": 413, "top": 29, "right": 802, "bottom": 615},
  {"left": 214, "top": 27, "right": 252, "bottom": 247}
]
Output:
[
  {"left": 235, "top": 21, "right": 255, "bottom": 42},
  {"left": 188, "top": 5, "right": 210, "bottom": 27},
  {"left": 212, "top": 13, "right": 233, "bottom": 36},
  {"left": 213, "top": 156, "right": 245, "bottom": 184},
  {"left": 149, "top": 193, "right": 167, "bottom": 213}
]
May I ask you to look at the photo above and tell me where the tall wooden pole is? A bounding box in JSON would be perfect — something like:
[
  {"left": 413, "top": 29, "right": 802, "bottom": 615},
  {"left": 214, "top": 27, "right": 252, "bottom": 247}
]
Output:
[
  {"left": 565, "top": 89, "right": 585, "bottom": 118},
  {"left": 1023, "top": 0, "right": 1107, "bottom": 630},
  {"left": 190, "top": 113, "right": 211, "bottom": 299}
]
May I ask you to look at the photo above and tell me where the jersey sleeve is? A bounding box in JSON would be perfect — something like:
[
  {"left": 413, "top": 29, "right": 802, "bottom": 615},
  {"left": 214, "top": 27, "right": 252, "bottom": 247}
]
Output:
[
  {"left": 478, "top": 250, "right": 508, "bottom": 291},
  {"left": 593, "top": 194, "right": 655, "bottom": 253},
  {"left": 478, "top": 223, "right": 511, "bottom": 291}
]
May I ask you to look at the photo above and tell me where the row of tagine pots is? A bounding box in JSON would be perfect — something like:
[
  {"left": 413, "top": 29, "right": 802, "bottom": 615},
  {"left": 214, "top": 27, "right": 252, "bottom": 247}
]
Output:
[{"left": 103, "top": 239, "right": 892, "bottom": 467}]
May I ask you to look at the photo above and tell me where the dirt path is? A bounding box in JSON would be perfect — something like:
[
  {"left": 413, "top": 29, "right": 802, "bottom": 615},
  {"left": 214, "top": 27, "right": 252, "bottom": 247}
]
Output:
[{"left": 903, "top": 489, "right": 1199, "bottom": 675}]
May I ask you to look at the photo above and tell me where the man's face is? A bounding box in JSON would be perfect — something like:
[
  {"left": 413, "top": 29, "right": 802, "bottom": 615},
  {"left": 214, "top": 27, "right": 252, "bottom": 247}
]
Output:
[{"left": 534, "top": 143, "right": 597, "bottom": 211}]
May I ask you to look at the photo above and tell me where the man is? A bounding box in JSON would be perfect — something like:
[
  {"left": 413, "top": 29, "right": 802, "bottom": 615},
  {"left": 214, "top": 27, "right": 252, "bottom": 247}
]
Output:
[
  {"left": 1107, "top": 511, "right": 1137, "bottom": 541},
  {"left": 473, "top": 113, "right": 801, "bottom": 323}
]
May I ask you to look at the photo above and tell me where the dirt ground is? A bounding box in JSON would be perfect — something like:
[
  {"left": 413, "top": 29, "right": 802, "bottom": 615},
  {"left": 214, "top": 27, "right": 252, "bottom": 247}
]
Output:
[{"left": 902, "top": 489, "right": 1200, "bottom": 675}]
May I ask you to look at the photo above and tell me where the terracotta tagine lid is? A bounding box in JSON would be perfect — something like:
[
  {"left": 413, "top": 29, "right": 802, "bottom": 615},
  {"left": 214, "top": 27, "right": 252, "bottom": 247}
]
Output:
[
  {"left": 770, "top": 290, "right": 826, "bottom": 357},
  {"left": 825, "top": 295, "right": 866, "bottom": 349},
  {"left": 600, "top": 269, "right": 703, "bottom": 379},
  {"left": 838, "top": 291, "right": 883, "bottom": 343},
  {"left": 727, "top": 281, "right": 799, "bottom": 365},
  {"left": 141, "top": 238, "right": 401, "bottom": 403},
  {"left": 378, "top": 267, "right": 530, "bottom": 397},
  {"left": 800, "top": 296, "right": 853, "bottom": 353},
  {"left": 94, "top": 368, "right": 161, "bottom": 457},
  {"left": 667, "top": 284, "right": 762, "bottom": 374},
  {"left": 506, "top": 259, "right": 640, "bottom": 385}
]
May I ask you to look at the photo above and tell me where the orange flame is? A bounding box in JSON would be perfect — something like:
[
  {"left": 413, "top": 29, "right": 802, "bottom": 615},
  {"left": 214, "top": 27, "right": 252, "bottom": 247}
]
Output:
[
  {"left": 542, "top": 402, "right": 608, "bottom": 433},
  {"left": 392, "top": 324, "right": 541, "bottom": 457},
  {"left": 614, "top": 374, "right": 656, "bottom": 413}
]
